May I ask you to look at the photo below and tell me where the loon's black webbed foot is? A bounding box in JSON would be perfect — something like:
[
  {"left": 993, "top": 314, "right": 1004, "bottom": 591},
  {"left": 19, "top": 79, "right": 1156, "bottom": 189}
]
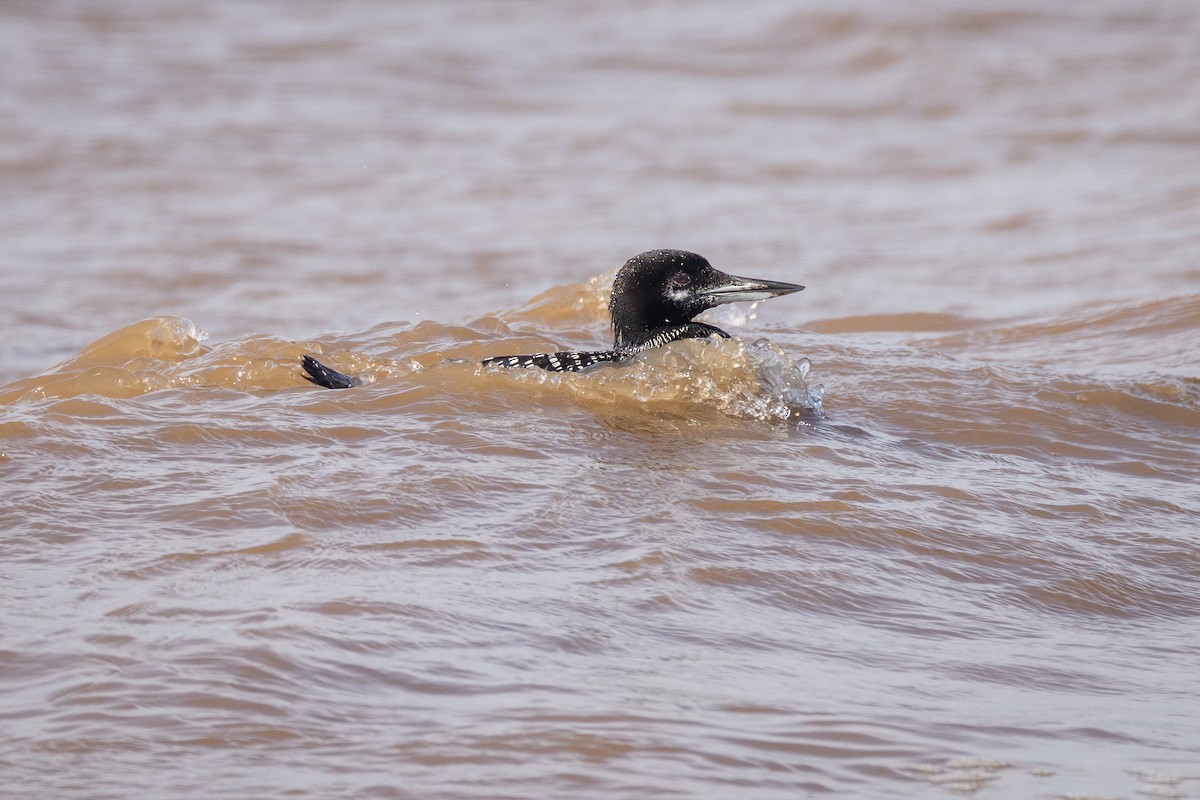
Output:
[{"left": 301, "top": 355, "right": 361, "bottom": 389}]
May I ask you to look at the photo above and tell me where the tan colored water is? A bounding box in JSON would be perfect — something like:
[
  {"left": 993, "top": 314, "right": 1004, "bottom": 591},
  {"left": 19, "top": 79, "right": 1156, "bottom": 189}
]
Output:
[{"left": 2, "top": 2, "right": 1199, "bottom": 798}]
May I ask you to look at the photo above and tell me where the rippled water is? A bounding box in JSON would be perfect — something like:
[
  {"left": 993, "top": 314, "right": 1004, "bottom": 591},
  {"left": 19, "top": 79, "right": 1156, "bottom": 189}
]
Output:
[{"left": 2, "top": 2, "right": 1199, "bottom": 798}]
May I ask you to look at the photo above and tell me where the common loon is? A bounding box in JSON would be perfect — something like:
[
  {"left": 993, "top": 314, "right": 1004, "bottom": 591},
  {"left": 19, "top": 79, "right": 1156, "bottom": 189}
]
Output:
[{"left": 300, "top": 249, "right": 803, "bottom": 388}]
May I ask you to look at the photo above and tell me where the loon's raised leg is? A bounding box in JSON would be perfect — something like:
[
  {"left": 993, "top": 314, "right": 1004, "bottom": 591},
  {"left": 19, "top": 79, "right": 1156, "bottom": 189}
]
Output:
[{"left": 301, "top": 355, "right": 361, "bottom": 389}]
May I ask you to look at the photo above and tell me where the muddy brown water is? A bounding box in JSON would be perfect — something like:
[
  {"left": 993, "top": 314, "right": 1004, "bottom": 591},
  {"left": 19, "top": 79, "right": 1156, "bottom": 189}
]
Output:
[{"left": 2, "top": 2, "right": 1199, "bottom": 798}]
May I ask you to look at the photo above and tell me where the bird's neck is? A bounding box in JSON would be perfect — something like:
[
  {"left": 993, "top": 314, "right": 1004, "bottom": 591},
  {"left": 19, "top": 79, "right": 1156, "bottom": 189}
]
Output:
[{"left": 613, "top": 321, "right": 729, "bottom": 353}]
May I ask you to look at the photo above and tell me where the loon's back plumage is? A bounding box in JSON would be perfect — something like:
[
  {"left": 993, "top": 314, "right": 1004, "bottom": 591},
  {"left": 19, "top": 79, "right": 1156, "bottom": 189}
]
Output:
[
  {"left": 478, "top": 324, "right": 733, "bottom": 374},
  {"left": 479, "top": 350, "right": 622, "bottom": 372},
  {"left": 301, "top": 249, "right": 803, "bottom": 386}
]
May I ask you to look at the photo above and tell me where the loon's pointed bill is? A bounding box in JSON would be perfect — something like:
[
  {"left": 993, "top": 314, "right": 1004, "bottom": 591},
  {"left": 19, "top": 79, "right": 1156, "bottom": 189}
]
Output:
[{"left": 699, "top": 273, "right": 805, "bottom": 305}]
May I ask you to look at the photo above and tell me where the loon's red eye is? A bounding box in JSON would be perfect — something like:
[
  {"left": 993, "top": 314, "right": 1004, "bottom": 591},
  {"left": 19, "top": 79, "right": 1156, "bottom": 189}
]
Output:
[{"left": 670, "top": 272, "right": 691, "bottom": 288}]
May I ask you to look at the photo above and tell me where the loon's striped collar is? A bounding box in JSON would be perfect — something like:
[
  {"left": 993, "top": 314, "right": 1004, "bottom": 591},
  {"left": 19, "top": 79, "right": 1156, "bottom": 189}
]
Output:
[{"left": 301, "top": 249, "right": 803, "bottom": 386}]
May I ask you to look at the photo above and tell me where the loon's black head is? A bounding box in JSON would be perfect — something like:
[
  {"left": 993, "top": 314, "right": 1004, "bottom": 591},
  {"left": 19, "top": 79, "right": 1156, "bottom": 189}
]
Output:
[{"left": 609, "top": 249, "right": 804, "bottom": 349}]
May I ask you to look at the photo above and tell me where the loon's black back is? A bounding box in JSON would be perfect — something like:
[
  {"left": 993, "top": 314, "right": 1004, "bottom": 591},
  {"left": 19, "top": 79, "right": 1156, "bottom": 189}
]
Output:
[{"left": 301, "top": 249, "right": 803, "bottom": 387}]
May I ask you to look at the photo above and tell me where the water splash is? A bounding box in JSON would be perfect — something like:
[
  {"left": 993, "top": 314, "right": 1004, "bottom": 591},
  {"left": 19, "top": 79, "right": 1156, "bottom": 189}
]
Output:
[
  {"left": 744, "top": 337, "right": 826, "bottom": 421},
  {"left": 700, "top": 300, "right": 761, "bottom": 329},
  {"left": 524, "top": 336, "right": 826, "bottom": 426}
]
